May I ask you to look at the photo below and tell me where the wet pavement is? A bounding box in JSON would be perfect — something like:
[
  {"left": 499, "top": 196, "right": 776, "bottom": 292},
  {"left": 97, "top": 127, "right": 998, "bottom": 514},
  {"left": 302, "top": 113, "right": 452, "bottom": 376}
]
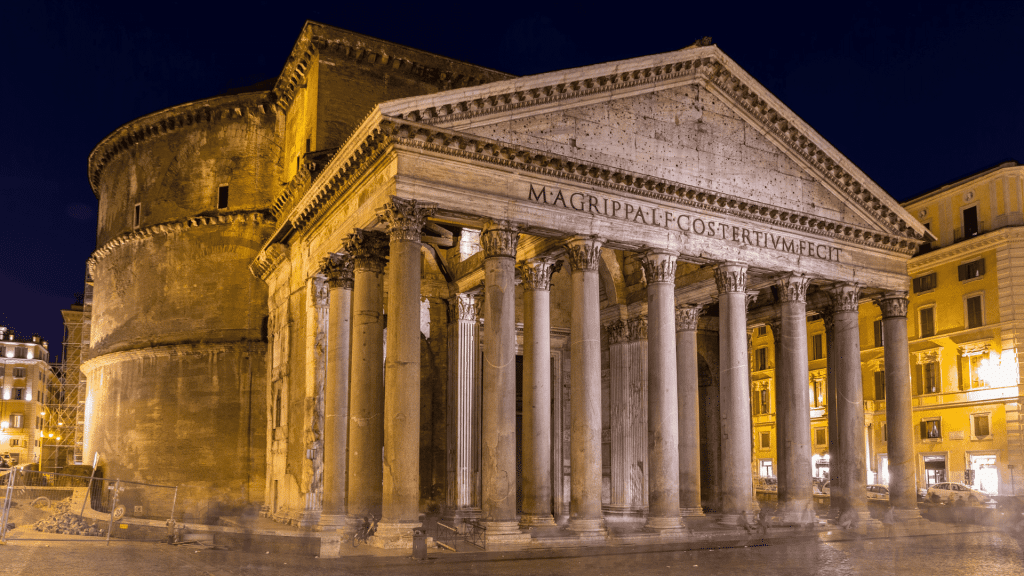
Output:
[{"left": 4, "top": 529, "right": 1023, "bottom": 575}]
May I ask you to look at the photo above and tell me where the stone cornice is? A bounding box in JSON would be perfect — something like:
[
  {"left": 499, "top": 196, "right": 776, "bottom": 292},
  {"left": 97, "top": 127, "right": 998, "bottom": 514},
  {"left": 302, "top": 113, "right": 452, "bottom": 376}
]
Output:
[
  {"left": 87, "top": 210, "right": 273, "bottom": 277},
  {"left": 908, "top": 226, "right": 1024, "bottom": 272},
  {"left": 82, "top": 340, "right": 267, "bottom": 372},
  {"left": 379, "top": 46, "right": 929, "bottom": 245},
  {"left": 88, "top": 92, "right": 274, "bottom": 196}
]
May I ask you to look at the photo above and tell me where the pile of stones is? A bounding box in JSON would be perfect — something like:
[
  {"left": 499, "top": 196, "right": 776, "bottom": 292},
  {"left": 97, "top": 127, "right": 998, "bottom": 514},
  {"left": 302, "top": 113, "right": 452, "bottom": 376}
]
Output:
[{"left": 33, "top": 498, "right": 103, "bottom": 536}]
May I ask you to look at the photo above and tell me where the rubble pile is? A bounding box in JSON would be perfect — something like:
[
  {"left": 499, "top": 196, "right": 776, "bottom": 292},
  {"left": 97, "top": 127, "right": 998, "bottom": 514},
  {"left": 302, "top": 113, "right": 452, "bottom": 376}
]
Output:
[{"left": 33, "top": 498, "right": 103, "bottom": 536}]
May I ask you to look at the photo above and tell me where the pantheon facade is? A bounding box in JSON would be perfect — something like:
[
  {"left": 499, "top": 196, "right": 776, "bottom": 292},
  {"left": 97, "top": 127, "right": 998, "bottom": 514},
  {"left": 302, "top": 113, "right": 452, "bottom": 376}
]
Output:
[{"left": 83, "top": 22, "right": 931, "bottom": 549}]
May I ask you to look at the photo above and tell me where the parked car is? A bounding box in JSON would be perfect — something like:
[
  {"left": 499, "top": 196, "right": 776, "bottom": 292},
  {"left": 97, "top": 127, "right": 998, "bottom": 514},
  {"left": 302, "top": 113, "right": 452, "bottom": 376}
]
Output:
[
  {"left": 866, "top": 484, "right": 890, "bottom": 501},
  {"left": 925, "top": 482, "right": 991, "bottom": 505}
]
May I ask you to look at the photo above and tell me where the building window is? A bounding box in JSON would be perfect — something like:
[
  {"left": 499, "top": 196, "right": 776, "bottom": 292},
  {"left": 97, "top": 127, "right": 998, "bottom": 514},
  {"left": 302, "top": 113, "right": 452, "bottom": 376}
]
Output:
[
  {"left": 11, "top": 414, "right": 23, "bottom": 428},
  {"left": 9, "top": 439, "right": 19, "bottom": 447},
  {"left": 812, "top": 334, "right": 823, "bottom": 360},
  {"left": 759, "top": 459, "right": 774, "bottom": 478},
  {"left": 757, "top": 326, "right": 767, "bottom": 337},
  {"left": 964, "top": 353, "right": 986, "bottom": 389},
  {"left": 814, "top": 428, "right": 827, "bottom": 445},
  {"left": 13, "top": 388, "right": 23, "bottom": 400},
  {"left": 921, "top": 418, "right": 942, "bottom": 440},
  {"left": 919, "top": 306, "right": 935, "bottom": 338},
  {"left": 919, "top": 361, "right": 940, "bottom": 395},
  {"left": 958, "top": 258, "right": 986, "bottom": 281},
  {"left": 133, "top": 203, "right": 141, "bottom": 229},
  {"left": 13, "top": 367, "right": 25, "bottom": 378},
  {"left": 874, "top": 370, "right": 886, "bottom": 400},
  {"left": 962, "top": 206, "right": 979, "bottom": 239},
  {"left": 882, "top": 423, "right": 888, "bottom": 443},
  {"left": 873, "top": 319, "right": 884, "bottom": 348},
  {"left": 753, "top": 388, "right": 770, "bottom": 416},
  {"left": 217, "top": 185, "right": 229, "bottom": 209},
  {"left": 913, "top": 273, "right": 937, "bottom": 293},
  {"left": 965, "top": 294, "right": 984, "bottom": 329},
  {"left": 274, "top": 390, "right": 282, "bottom": 428},
  {"left": 760, "top": 431, "right": 771, "bottom": 449},
  {"left": 811, "top": 379, "right": 824, "bottom": 408},
  {"left": 755, "top": 347, "right": 768, "bottom": 371},
  {"left": 14, "top": 346, "right": 27, "bottom": 359},
  {"left": 971, "top": 414, "right": 991, "bottom": 439}
]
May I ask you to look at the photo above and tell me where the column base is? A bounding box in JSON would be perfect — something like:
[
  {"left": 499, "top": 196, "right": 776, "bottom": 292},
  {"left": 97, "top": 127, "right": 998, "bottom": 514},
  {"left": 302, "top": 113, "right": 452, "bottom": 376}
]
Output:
[
  {"left": 519, "top": 514, "right": 556, "bottom": 528},
  {"left": 481, "top": 521, "right": 532, "bottom": 547},
  {"left": 317, "top": 513, "right": 351, "bottom": 531},
  {"left": 679, "top": 507, "right": 705, "bottom": 517},
  {"left": 567, "top": 517, "right": 608, "bottom": 538},
  {"left": 776, "top": 501, "right": 817, "bottom": 525},
  {"left": 894, "top": 508, "right": 922, "bottom": 522},
  {"left": 718, "top": 511, "right": 756, "bottom": 527},
  {"left": 370, "top": 520, "right": 420, "bottom": 549},
  {"left": 644, "top": 515, "right": 685, "bottom": 534},
  {"left": 602, "top": 505, "right": 647, "bottom": 523},
  {"left": 441, "top": 508, "right": 482, "bottom": 532}
]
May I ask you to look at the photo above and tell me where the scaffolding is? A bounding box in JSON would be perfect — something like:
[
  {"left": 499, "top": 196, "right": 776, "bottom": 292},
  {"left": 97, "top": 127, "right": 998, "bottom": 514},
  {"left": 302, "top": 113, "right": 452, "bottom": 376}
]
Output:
[{"left": 42, "top": 287, "right": 90, "bottom": 471}]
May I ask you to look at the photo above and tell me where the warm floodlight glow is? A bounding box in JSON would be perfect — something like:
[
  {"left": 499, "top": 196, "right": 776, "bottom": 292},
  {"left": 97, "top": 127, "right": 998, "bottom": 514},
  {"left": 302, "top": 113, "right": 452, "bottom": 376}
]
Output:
[
  {"left": 0, "top": 421, "right": 8, "bottom": 430},
  {"left": 47, "top": 433, "right": 53, "bottom": 438},
  {"left": 978, "top": 350, "right": 1020, "bottom": 388}
]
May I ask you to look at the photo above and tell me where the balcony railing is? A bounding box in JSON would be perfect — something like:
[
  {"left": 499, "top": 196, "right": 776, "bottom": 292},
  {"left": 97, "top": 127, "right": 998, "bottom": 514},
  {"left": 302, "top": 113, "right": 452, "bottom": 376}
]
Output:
[{"left": 953, "top": 221, "right": 986, "bottom": 243}]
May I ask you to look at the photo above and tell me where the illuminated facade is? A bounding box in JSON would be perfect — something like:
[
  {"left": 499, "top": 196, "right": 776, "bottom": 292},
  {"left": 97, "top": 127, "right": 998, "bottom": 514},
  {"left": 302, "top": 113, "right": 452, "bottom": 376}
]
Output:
[
  {"left": 0, "top": 328, "right": 57, "bottom": 466},
  {"left": 752, "top": 161, "right": 1024, "bottom": 497}
]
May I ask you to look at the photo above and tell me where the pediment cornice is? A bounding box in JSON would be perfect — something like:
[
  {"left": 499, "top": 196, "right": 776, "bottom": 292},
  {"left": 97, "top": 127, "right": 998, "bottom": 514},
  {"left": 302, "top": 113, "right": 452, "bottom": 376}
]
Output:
[{"left": 379, "top": 46, "right": 931, "bottom": 244}]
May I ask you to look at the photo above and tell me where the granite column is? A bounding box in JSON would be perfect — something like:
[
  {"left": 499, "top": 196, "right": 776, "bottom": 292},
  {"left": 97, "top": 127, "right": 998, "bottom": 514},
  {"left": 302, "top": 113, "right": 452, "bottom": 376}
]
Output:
[
  {"left": 675, "top": 305, "right": 704, "bottom": 516},
  {"left": 777, "top": 274, "right": 814, "bottom": 523},
  {"left": 831, "top": 284, "right": 870, "bottom": 522}
]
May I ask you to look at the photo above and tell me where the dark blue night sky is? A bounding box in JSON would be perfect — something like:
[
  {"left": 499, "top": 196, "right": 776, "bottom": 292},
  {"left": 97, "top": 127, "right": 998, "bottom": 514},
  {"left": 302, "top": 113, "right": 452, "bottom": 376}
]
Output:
[{"left": 2, "top": 1, "right": 1022, "bottom": 358}]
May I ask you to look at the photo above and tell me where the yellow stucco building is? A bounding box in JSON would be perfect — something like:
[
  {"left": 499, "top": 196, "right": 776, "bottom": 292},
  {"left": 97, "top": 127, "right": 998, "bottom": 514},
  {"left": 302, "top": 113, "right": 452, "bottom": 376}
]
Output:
[{"left": 753, "top": 161, "right": 1024, "bottom": 496}]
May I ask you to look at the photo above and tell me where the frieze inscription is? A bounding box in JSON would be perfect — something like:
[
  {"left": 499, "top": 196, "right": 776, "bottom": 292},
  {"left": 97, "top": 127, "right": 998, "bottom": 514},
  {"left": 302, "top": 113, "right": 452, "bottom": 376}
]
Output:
[{"left": 526, "top": 184, "right": 842, "bottom": 262}]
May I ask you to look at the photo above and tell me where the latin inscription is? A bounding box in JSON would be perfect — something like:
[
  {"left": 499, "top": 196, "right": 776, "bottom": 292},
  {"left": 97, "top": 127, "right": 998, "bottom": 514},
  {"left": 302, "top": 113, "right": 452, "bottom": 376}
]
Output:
[{"left": 527, "top": 184, "right": 842, "bottom": 262}]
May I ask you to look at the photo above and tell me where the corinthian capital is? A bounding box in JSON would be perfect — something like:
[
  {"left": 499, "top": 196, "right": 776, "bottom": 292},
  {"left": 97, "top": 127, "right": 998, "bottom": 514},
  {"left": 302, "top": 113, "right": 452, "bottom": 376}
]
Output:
[
  {"left": 675, "top": 305, "right": 702, "bottom": 332},
  {"left": 519, "top": 257, "right": 562, "bottom": 291},
  {"left": 714, "top": 262, "right": 747, "bottom": 294},
  {"left": 829, "top": 283, "right": 861, "bottom": 313},
  {"left": 448, "top": 293, "right": 480, "bottom": 323},
  {"left": 777, "top": 274, "right": 810, "bottom": 303},
  {"left": 639, "top": 250, "right": 677, "bottom": 284},
  {"left": 875, "top": 292, "right": 909, "bottom": 319},
  {"left": 378, "top": 197, "right": 436, "bottom": 242},
  {"left": 342, "top": 229, "right": 389, "bottom": 274},
  {"left": 320, "top": 252, "right": 354, "bottom": 289},
  {"left": 565, "top": 237, "right": 603, "bottom": 272},
  {"left": 480, "top": 220, "right": 520, "bottom": 259}
]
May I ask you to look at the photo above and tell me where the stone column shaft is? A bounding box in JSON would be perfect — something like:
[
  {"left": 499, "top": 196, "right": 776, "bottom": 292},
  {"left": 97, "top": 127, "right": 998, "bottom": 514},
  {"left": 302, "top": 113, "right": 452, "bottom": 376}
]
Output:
[
  {"left": 345, "top": 232, "right": 388, "bottom": 522},
  {"left": 479, "top": 222, "right": 525, "bottom": 540},
  {"left": 676, "top": 306, "right": 703, "bottom": 516},
  {"left": 607, "top": 317, "right": 648, "bottom": 519},
  {"left": 566, "top": 237, "right": 607, "bottom": 535},
  {"left": 878, "top": 294, "right": 920, "bottom": 518},
  {"left": 777, "top": 275, "right": 813, "bottom": 522},
  {"left": 641, "top": 251, "right": 683, "bottom": 532},
  {"left": 321, "top": 254, "right": 354, "bottom": 528},
  {"left": 832, "top": 284, "right": 869, "bottom": 519},
  {"left": 823, "top": 311, "right": 843, "bottom": 517},
  {"left": 716, "top": 263, "right": 758, "bottom": 523},
  {"left": 446, "top": 293, "right": 481, "bottom": 521},
  {"left": 376, "top": 198, "right": 434, "bottom": 546},
  {"left": 520, "top": 258, "right": 559, "bottom": 527}
]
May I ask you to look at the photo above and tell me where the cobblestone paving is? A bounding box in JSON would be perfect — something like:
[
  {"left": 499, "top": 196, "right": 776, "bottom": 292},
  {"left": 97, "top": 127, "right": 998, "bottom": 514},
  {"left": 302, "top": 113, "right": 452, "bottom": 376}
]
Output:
[{"left": 4, "top": 531, "right": 1023, "bottom": 575}]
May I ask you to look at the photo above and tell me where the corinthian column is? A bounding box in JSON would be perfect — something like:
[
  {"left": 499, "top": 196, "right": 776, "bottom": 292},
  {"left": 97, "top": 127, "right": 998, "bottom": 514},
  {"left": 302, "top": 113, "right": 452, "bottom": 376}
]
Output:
[
  {"left": 320, "top": 253, "right": 354, "bottom": 530},
  {"left": 375, "top": 197, "right": 435, "bottom": 547},
  {"left": 478, "top": 221, "right": 529, "bottom": 545},
  {"left": 344, "top": 230, "right": 389, "bottom": 525},
  {"left": 520, "top": 257, "right": 560, "bottom": 528},
  {"left": 822, "top": 309, "right": 843, "bottom": 518},
  {"left": 445, "top": 292, "right": 481, "bottom": 525},
  {"left": 565, "top": 236, "right": 607, "bottom": 536},
  {"left": 640, "top": 251, "right": 683, "bottom": 533},
  {"left": 676, "top": 305, "right": 703, "bottom": 516},
  {"left": 776, "top": 274, "right": 814, "bottom": 523},
  {"left": 876, "top": 293, "right": 920, "bottom": 520},
  {"left": 715, "top": 262, "right": 758, "bottom": 524},
  {"left": 830, "top": 283, "right": 870, "bottom": 523}
]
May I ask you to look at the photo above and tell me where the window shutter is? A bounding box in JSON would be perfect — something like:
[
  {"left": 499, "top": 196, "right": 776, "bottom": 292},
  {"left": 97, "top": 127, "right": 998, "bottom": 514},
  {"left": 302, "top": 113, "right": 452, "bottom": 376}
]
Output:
[
  {"left": 958, "top": 263, "right": 968, "bottom": 281},
  {"left": 920, "top": 421, "right": 928, "bottom": 439}
]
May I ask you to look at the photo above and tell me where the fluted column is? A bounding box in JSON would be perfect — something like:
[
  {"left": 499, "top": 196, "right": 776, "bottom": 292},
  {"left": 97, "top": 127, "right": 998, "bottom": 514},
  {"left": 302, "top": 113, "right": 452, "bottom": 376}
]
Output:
[
  {"left": 375, "top": 197, "right": 435, "bottom": 546},
  {"left": 831, "top": 284, "right": 869, "bottom": 521},
  {"left": 777, "top": 275, "right": 814, "bottom": 523},
  {"left": 876, "top": 293, "right": 920, "bottom": 519},
  {"left": 607, "top": 316, "right": 648, "bottom": 519},
  {"left": 479, "top": 220, "right": 529, "bottom": 544},
  {"left": 445, "top": 293, "right": 482, "bottom": 525},
  {"left": 520, "top": 257, "right": 560, "bottom": 528},
  {"left": 320, "top": 253, "right": 354, "bottom": 529},
  {"left": 676, "top": 305, "right": 703, "bottom": 517},
  {"left": 565, "top": 236, "right": 607, "bottom": 536},
  {"left": 715, "top": 262, "right": 758, "bottom": 523},
  {"left": 768, "top": 319, "right": 787, "bottom": 503},
  {"left": 640, "top": 251, "right": 684, "bottom": 533},
  {"left": 344, "top": 230, "right": 389, "bottom": 523}
]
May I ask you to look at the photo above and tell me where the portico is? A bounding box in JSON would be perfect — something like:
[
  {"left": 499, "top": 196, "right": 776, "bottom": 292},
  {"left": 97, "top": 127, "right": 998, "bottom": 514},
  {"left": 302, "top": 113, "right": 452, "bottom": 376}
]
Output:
[{"left": 252, "top": 44, "right": 930, "bottom": 549}]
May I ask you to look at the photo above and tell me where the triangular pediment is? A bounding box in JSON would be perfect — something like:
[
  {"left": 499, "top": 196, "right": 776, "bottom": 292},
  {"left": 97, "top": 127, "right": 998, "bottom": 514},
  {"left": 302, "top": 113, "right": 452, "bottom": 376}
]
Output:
[{"left": 379, "top": 46, "right": 931, "bottom": 245}]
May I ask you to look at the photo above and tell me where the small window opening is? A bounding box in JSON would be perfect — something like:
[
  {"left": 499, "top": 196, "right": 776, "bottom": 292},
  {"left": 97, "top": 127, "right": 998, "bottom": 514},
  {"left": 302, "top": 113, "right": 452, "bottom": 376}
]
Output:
[
  {"left": 218, "top": 185, "right": 229, "bottom": 209},
  {"left": 133, "top": 203, "right": 141, "bottom": 229}
]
